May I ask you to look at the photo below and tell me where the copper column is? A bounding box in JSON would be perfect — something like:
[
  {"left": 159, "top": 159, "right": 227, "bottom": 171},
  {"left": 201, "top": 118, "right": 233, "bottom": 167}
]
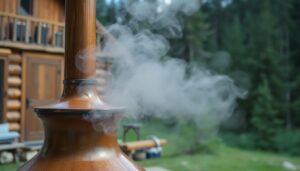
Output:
[{"left": 18, "top": 0, "right": 144, "bottom": 170}]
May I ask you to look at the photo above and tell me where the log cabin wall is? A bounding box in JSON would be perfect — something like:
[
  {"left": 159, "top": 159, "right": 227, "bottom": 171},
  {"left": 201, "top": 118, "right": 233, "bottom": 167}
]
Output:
[
  {"left": 7, "top": 52, "right": 22, "bottom": 132},
  {"left": 96, "top": 59, "right": 111, "bottom": 96},
  {"left": 0, "top": 48, "right": 22, "bottom": 132},
  {"left": 0, "top": 0, "right": 114, "bottom": 142},
  {"left": 0, "top": 0, "right": 66, "bottom": 136},
  {"left": 0, "top": 0, "right": 65, "bottom": 22}
]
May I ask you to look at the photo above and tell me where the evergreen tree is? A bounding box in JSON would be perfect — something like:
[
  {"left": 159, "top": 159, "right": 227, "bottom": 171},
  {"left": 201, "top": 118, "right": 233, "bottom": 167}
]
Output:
[
  {"left": 169, "top": 11, "right": 210, "bottom": 63},
  {"left": 246, "top": 0, "right": 285, "bottom": 135},
  {"left": 289, "top": 0, "right": 300, "bottom": 128},
  {"left": 251, "top": 76, "right": 281, "bottom": 149},
  {"left": 223, "top": 15, "right": 244, "bottom": 70}
]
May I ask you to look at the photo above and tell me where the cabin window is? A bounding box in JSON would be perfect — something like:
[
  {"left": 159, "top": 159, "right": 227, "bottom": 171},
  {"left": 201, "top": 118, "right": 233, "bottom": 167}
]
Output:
[
  {"left": 18, "top": 0, "right": 33, "bottom": 15},
  {"left": 0, "top": 58, "right": 6, "bottom": 123}
]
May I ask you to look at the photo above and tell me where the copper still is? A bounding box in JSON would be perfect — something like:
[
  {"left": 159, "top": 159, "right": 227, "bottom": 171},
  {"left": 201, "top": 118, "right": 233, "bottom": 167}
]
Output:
[{"left": 18, "top": 0, "right": 144, "bottom": 170}]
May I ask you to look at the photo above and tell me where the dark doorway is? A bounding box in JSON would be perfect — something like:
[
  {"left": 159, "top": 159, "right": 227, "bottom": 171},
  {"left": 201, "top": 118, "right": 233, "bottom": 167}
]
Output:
[
  {"left": 0, "top": 58, "right": 7, "bottom": 123},
  {"left": 18, "top": 0, "right": 33, "bottom": 15}
]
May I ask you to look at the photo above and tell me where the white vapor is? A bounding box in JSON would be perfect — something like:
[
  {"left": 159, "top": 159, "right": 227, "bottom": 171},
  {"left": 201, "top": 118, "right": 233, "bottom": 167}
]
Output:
[{"left": 95, "top": 0, "right": 246, "bottom": 129}]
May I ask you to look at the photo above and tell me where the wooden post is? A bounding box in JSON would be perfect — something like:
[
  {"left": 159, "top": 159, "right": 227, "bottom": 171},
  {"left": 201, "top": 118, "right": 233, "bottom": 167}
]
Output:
[
  {"left": 12, "top": 19, "right": 17, "bottom": 42},
  {"left": 0, "top": 16, "right": 4, "bottom": 40},
  {"left": 25, "top": 19, "right": 30, "bottom": 43},
  {"left": 62, "top": 26, "right": 65, "bottom": 48},
  {"left": 37, "top": 22, "right": 42, "bottom": 45},
  {"left": 51, "top": 24, "right": 56, "bottom": 46}
]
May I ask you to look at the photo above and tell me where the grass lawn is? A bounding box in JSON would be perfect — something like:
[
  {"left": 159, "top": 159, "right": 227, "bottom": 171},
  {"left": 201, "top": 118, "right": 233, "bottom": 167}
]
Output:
[
  {"left": 141, "top": 145, "right": 300, "bottom": 171},
  {"left": 1, "top": 146, "right": 300, "bottom": 171},
  {"left": 1, "top": 119, "right": 300, "bottom": 171}
]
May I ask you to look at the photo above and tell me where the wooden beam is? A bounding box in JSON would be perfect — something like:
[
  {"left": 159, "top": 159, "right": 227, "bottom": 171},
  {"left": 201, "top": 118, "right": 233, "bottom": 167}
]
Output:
[
  {"left": 0, "top": 41, "right": 64, "bottom": 54},
  {"left": 37, "top": 22, "right": 42, "bottom": 45},
  {"left": 121, "top": 139, "right": 168, "bottom": 151},
  {"left": 8, "top": 76, "right": 21, "bottom": 87},
  {"left": 7, "top": 88, "right": 21, "bottom": 98},
  {"left": 0, "top": 48, "right": 11, "bottom": 55},
  {"left": 7, "top": 100, "right": 21, "bottom": 110},
  {"left": 12, "top": 19, "right": 17, "bottom": 42},
  {"left": 95, "top": 69, "right": 107, "bottom": 77},
  {"left": 52, "top": 24, "right": 56, "bottom": 46},
  {"left": 0, "top": 12, "right": 64, "bottom": 27},
  {"left": 96, "top": 62, "right": 108, "bottom": 70},
  {"left": 8, "top": 64, "right": 22, "bottom": 75},
  {"left": 25, "top": 19, "right": 30, "bottom": 43},
  {"left": 6, "top": 111, "right": 21, "bottom": 122},
  {"left": 9, "top": 54, "right": 22, "bottom": 64},
  {"left": 9, "top": 122, "right": 20, "bottom": 131}
]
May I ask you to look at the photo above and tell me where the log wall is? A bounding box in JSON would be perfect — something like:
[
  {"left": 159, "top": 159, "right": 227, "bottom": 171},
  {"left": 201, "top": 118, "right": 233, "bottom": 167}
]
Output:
[
  {"left": 7, "top": 53, "right": 22, "bottom": 132},
  {"left": 96, "top": 58, "right": 112, "bottom": 97}
]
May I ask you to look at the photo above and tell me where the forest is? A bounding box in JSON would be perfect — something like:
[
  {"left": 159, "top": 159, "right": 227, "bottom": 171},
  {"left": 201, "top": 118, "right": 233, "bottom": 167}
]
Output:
[
  {"left": 97, "top": 0, "right": 300, "bottom": 156},
  {"left": 200, "top": 0, "right": 300, "bottom": 155}
]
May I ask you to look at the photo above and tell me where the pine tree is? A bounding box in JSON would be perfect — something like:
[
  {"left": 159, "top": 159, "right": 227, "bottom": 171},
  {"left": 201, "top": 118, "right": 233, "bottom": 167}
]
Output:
[
  {"left": 287, "top": 0, "right": 300, "bottom": 128},
  {"left": 168, "top": 11, "right": 210, "bottom": 63},
  {"left": 245, "top": 0, "right": 285, "bottom": 135},
  {"left": 223, "top": 15, "right": 244, "bottom": 70},
  {"left": 251, "top": 76, "right": 281, "bottom": 149}
]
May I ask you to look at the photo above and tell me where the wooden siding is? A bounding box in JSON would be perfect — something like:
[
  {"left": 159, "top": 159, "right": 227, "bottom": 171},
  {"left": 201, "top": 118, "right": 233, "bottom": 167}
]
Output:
[
  {"left": 0, "top": 0, "right": 65, "bottom": 22},
  {"left": 34, "top": 0, "right": 65, "bottom": 22},
  {"left": 0, "top": 0, "right": 17, "bottom": 14}
]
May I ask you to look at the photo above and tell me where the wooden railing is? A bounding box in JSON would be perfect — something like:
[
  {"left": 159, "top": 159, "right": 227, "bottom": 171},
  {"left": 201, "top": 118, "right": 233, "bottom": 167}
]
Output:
[
  {"left": 0, "top": 12, "right": 66, "bottom": 51},
  {"left": 0, "top": 12, "right": 110, "bottom": 54}
]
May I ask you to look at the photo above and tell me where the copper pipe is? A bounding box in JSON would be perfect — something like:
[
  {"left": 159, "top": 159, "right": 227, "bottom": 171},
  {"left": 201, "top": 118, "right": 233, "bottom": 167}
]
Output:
[
  {"left": 64, "top": 0, "right": 96, "bottom": 80},
  {"left": 62, "top": 0, "right": 97, "bottom": 100}
]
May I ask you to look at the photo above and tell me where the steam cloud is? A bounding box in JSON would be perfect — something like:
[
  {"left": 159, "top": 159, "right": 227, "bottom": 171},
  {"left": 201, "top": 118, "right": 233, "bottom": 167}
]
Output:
[{"left": 96, "top": 0, "right": 245, "bottom": 127}]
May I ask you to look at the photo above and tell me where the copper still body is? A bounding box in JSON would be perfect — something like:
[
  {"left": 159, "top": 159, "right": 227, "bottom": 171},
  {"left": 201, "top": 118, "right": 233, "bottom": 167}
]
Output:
[{"left": 18, "top": 0, "right": 144, "bottom": 170}]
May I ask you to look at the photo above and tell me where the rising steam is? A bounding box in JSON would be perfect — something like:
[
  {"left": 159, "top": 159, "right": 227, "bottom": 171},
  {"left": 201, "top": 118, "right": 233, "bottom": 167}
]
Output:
[{"left": 96, "top": 0, "right": 245, "bottom": 129}]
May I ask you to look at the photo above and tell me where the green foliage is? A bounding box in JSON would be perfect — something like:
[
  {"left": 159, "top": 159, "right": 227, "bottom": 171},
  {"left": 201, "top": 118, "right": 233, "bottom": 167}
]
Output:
[
  {"left": 251, "top": 77, "right": 282, "bottom": 149},
  {"left": 97, "top": 0, "right": 300, "bottom": 155},
  {"left": 200, "top": 0, "right": 300, "bottom": 153},
  {"left": 120, "top": 117, "right": 222, "bottom": 156},
  {"left": 175, "top": 118, "right": 222, "bottom": 154},
  {"left": 220, "top": 132, "right": 257, "bottom": 149},
  {"left": 169, "top": 11, "right": 210, "bottom": 62},
  {"left": 223, "top": 15, "right": 244, "bottom": 67},
  {"left": 222, "top": 129, "right": 300, "bottom": 156},
  {"left": 273, "top": 130, "right": 300, "bottom": 156}
]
